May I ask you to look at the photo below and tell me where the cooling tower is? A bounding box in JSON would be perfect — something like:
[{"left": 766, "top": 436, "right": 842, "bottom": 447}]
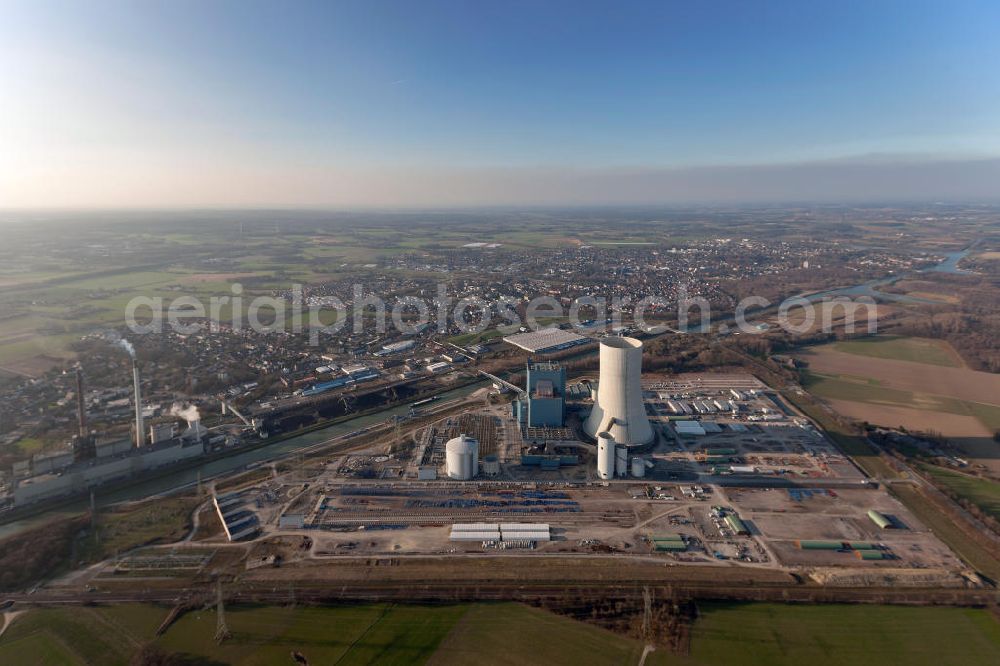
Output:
[
  {"left": 584, "top": 336, "right": 653, "bottom": 446},
  {"left": 596, "top": 431, "right": 615, "bottom": 480}
]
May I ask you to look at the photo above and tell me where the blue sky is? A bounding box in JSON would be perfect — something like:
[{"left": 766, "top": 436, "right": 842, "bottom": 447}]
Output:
[{"left": 2, "top": 0, "right": 999, "bottom": 206}]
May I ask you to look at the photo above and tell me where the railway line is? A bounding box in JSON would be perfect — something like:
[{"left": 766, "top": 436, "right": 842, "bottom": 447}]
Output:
[{"left": 9, "top": 577, "right": 998, "bottom": 609}]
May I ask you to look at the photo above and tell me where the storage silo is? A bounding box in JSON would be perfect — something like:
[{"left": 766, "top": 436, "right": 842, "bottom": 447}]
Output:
[
  {"left": 446, "top": 434, "right": 479, "bottom": 480},
  {"left": 596, "top": 432, "right": 615, "bottom": 480},
  {"left": 583, "top": 337, "right": 653, "bottom": 447},
  {"left": 615, "top": 445, "right": 628, "bottom": 477},
  {"left": 630, "top": 457, "right": 646, "bottom": 478}
]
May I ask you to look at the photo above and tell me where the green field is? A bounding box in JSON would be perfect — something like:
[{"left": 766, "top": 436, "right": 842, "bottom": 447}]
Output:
[
  {"left": 429, "top": 602, "right": 662, "bottom": 665},
  {"left": 918, "top": 464, "right": 1000, "bottom": 522},
  {"left": 0, "top": 602, "right": 663, "bottom": 666},
  {"left": 2, "top": 601, "right": 999, "bottom": 665},
  {"left": 802, "top": 371, "right": 912, "bottom": 404},
  {"left": 832, "top": 335, "right": 962, "bottom": 367},
  {"left": 687, "top": 602, "right": 1000, "bottom": 666}
]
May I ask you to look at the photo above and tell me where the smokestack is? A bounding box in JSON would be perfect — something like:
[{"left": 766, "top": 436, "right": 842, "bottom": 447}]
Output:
[
  {"left": 133, "top": 359, "right": 145, "bottom": 448},
  {"left": 75, "top": 366, "right": 87, "bottom": 438}
]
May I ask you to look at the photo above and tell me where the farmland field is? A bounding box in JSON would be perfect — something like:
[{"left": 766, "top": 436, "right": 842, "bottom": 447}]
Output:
[
  {"left": 2, "top": 601, "right": 999, "bottom": 665},
  {"left": 831, "top": 335, "right": 963, "bottom": 367},
  {"left": 918, "top": 464, "right": 1000, "bottom": 522},
  {"left": 0, "top": 602, "right": 666, "bottom": 666},
  {"left": 686, "top": 602, "right": 1000, "bottom": 666},
  {"left": 798, "top": 337, "right": 1000, "bottom": 474},
  {"left": 428, "top": 602, "right": 662, "bottom": 665},
  {"left": 799, "top": 341, "right": 1000, "bottom": 404}
]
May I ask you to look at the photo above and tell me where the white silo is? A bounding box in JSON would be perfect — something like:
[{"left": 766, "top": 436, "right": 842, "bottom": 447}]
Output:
[
  {"left": 630, "top": 457, "right": 646, "bottom": 478},
  {"left": 615, "top": 445, "right": 628, "bottom": 478},
  {"left": 584, "top": 337, "right": 653, "bottom": 447},
  {"left": 596, "top": 431, "right": 615, "bottom": 480},
  {"left": 446, "top": 434, "right": 479, "bottom": 480}
]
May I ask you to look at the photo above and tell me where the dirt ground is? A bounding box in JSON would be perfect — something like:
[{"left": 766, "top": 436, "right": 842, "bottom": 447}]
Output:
[
  {"left": 724, "top": 486, "right": 965, "bottom": 570},
  {"left": 0, "top": 354, "right": 68, "bottom": 378},
  {"left": 800, "top": 348, "right": 1000, "bottom": 405},
  {"left": 826, "top": 399, "right": 992, "bottom": 439}
]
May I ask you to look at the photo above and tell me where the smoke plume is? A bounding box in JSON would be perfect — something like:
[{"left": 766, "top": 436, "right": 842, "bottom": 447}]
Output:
[
  {"left": 119, "top": 339, "right": 136, "bottom": 359},
  {"left": 171, "top": 403, "right": 201, "bottom": 423}
]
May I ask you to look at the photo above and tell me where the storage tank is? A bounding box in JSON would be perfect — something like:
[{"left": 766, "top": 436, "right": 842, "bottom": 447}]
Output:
[
  {"left": 446, "top": 434, "right": 479, "bottom": 480},
  {"left": 596, "top": 432, "right": 615, "bottom": 480},
  {"left": 583, "top": 337, "right": 653, "bottom": 446},
  {"left": 615, "top": 445, "right": 628, "bottom": 478},
  {"left": 631, "top": 457, "right": 646, "bottom": 478}
]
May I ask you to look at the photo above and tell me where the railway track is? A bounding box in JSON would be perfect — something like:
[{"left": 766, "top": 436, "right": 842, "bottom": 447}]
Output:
[{"left": 10, "top": 579, "right": 998, "bottom": 609}]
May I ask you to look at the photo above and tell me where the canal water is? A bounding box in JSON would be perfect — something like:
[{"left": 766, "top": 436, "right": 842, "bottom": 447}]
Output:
[{"left": 805, "top": 246, "right": 975, "bottom": 304}]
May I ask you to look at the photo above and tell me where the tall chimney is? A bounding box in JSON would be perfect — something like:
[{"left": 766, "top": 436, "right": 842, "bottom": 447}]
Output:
[
  {"left": 133, "top": 359, "right": 145, "bottom": 447},
  {"left": 75, "top": 366, "right": 87, "bottom": 438}
]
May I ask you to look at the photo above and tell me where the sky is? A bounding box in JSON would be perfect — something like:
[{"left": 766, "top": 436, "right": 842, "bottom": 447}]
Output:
[{"left": 1, "top": 0, "right": 999, "bottom": 208}]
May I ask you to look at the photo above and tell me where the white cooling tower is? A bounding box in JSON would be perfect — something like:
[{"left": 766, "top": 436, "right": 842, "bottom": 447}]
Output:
[
  {"left": 584, "top": 336, "right": 653, "bottom": 446},
  {"left": 446, "top": 434, "right": 479, "bottom": 480},
  {"left": 596, "top": 432, "right": 615, "bottom": 480}
]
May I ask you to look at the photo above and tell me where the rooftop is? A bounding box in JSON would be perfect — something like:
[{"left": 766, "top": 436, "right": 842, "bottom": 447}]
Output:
[{"left": 503, "top": 327, "right": 588, "bottom": 353}]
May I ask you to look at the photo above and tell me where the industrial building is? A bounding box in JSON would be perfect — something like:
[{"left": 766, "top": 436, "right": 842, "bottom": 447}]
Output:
[
  {"left": 651, "top": 534, "right": 687, "bottom": 552},
  {"left": 9, "top": 360, "right": 216, "bottom": 506},
  {"left": 376, "top": 340, "right": 415, "bottom": 355},
  {"left": 13, "top": 438, "right": 206, "bottom": 505},
  {"left": 502, "top": 327, "right": 589, "bottom": 354},
  {"left": 584, "top": 336, "right": 653, "bottom": 447},
  {"left": 213, "top": 491, "right": 259, "bottom": 541},
  {"left": 868, "top": 508, "right": 894, "bottom": 529},
  {"left": 724, "top": 513, "right": 750, "bottom": 536},
  {"left": 449, "top": 522, "right": 550, "bottom": 543},
  {"left": 515, "top": 360, "right": 566, "bottom": 427}
]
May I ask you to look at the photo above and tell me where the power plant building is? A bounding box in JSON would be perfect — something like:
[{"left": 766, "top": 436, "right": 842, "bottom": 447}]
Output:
[
  {"left": 525, "top": 360, "right": 566, "bottom": 427},
  {"left": 584, "top": 337, "right": 653, "bottom": 447}
]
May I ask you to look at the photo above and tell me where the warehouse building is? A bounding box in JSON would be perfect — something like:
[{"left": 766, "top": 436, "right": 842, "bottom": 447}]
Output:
[
  {"left": 502, "top": 327, "right": 589, "bottom": 354},
  {"left": 724, "top": 513, "right": 750, "bottom": 536},
  {"left": 868, "top": 509, "right": 894, "bottom": 529}
]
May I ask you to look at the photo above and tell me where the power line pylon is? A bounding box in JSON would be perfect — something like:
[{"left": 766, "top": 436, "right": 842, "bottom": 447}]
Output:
[
  {"left": 642, "top": 585, "right": 653, "bottom": 638},
  {"left": 214, "top": 579, "right": 231, "bottom": 644}
]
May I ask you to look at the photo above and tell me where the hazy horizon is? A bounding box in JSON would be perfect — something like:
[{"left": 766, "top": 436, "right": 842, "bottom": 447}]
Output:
[{"left": 3, "top": 0, "right": 999, "bottom": 208}]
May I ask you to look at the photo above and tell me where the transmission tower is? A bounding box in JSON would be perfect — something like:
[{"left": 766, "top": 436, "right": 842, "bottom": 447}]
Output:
[
  {"left": 642, "top": 585, "right": 653, "bottom": 638},
  {"left": 214, "top": 579, "right": 231, "bottom": 643}
]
